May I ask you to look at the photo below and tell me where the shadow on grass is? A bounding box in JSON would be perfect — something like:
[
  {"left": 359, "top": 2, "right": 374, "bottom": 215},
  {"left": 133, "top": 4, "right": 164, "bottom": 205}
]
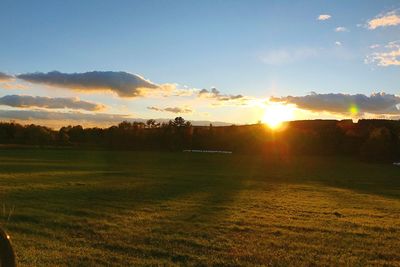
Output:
[
  {"left": 0, "top": 150, "right": 265, "bottom": 265},
  {"left": 1, "top": 149, "right": 400, "bottom": 265}
]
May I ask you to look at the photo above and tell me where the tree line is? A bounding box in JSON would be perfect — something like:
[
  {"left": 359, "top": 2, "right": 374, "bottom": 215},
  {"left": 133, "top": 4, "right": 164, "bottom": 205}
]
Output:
[{"left": 0, "top": 117, "right": 399, "bottom": 162}]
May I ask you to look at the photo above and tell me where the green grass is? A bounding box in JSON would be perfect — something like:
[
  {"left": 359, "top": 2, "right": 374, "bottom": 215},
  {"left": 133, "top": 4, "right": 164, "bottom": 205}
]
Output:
[{"left": 0, "top": 149, "right": 399, "bottom": 266}]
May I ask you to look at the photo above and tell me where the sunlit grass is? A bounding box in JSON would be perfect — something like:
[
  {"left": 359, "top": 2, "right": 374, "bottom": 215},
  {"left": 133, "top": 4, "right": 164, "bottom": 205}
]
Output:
[{"left": 0, "top": 149, "right": 399, "bottom": 266}]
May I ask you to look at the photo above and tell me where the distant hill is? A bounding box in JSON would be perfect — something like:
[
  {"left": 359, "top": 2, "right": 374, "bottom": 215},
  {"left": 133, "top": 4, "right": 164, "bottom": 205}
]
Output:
[{"left": 128, "top": 118, "right": 233, "bottom": 127}]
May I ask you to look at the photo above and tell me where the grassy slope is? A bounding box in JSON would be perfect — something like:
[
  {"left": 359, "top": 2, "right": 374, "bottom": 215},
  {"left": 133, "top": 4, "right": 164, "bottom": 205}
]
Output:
[{"left": 0, "top": 149, "right": 399, "bottom": 266}]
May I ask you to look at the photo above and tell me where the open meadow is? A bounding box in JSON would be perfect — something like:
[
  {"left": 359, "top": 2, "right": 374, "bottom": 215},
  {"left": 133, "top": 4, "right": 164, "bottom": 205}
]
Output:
[{"left": 0, "top": 149, "right": 399, "bottom": 266}]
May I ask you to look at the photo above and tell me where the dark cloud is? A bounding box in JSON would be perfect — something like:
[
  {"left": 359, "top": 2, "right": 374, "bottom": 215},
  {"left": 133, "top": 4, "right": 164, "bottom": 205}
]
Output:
[
  {"left": 270, "top": 92, "right": 400, "bottom": 114},
  {"left": 198, "top": 88, "right": 244, "bottom": 101},
  {"left": 147, "top": 106, "right": 193, "bottom": 114},
  {"left": 0, "top": 72, "right": 14, "bottom": 82},
  {"left": 17, "top": 71, "right": 159, "bottom": 97},
  {"left": 0, "top": 95, "right": 105, "bottom": 111}
]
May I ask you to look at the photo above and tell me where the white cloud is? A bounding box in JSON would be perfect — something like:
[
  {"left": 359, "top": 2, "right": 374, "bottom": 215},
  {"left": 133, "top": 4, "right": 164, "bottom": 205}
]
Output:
[
  {"left": 0, "top": 82, "right": 29, "bottom": 90},
  {"left": 365, "top": 41, "right": 400, "bottom": 66},
  {"left": 317, "top": 14, "right": 331, "bottom": 21},
  {"left": 335, "top": 27, "right": 349, "bottom": 32},
  {"left": 367, "top": 10, "right": 400, "bottom": 30},
  {"left": 335, "top": 41, "right": 342, "bottom": 46}
]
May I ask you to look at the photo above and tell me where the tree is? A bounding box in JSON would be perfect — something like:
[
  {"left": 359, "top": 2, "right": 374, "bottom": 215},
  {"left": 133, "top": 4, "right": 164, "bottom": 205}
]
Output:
[
  {"left": 360, "top": 127, "right": 395, "bottom": 162},
  {"left": 173, "top": 117, "right": 186, "bottom": 128},
  {"left": 118, "top": 121, "right": 132, "bottom": 130},
  {"left": 146, "top": 119, "right": 159, "bottom": 128}
]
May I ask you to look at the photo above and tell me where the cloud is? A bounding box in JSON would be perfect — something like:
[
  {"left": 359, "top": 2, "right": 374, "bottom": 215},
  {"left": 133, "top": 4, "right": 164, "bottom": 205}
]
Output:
[
  {"left": 367, "top": 10, "right": 400, "bottom": 30},
  {"left": 0, "top": 72, "right": 14, "bottom": 82},
  {"left": 147, "top": 106, "right": 193, "bottom": 114},
  {"left": 369, "top": 44, "right": 380, "bottom": 49},
  {"left": 0, "top": 82, "right": 29, "bottom": 90},
  {"left": 158, "top": 83, "right": 197, "bottom": 97},
  {"left": 261, "top": 47, "right": 319, "bottom": 65},
  {"left": 335, "top": 27, "right": 349, "bottom": 32},
  {"left": 365, "top": 41, "right": 400, "bottom": 66},
  {"left": 335, "top": 41, "right": 342, "bottom": 46},
  {"left": 0, "top": 109, "right": 131, "bottom": 128},
  {"left": 270, "top": 92, "right": 400, "bottom": 115},
  {"left": 198, "top": 88, "right": 244, "bottom": 102},
  {"left": 17, "top": 71, "right": 160, "bottom": 97},
  {"left": 0, "top": 95, "right": 105, "bottom": 111},
  {"left": 317, "top": 14, "right": 331, "bottom": 21}
]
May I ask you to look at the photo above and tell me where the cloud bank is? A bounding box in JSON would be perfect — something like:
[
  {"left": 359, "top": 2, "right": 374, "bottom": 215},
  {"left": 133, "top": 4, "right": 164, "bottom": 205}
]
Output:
[
  {"left": 0, "top": 95, "right": 105, "bottom": 111},
  {"left": 17, "top": 71, "right": 159, "bottom": 97},
  {"left": 270, "top": 92, "right": 400, "bottom": 115},
  {"left": 147, "top": 106, "right": 193, "bottom": 114},
  {"left": 366, "top": 41, "right": 400, "bottom": 66},
  {"left": 367, "top": 10, "right": 400, "bottom": 30},
  {"left": 0, "top": 72, "right": 14, "bottom": 82}
]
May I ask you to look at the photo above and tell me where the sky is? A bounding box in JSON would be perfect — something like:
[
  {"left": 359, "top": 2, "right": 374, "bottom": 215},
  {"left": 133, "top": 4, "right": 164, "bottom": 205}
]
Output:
[{"left": 0, "top": 0, "right": 400, "bottom": 128}]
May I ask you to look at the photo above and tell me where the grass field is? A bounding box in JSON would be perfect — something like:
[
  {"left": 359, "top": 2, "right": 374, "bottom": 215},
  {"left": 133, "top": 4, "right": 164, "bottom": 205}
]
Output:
[{"left": 0, "top": 149, "right": 399, "bottom": 266}]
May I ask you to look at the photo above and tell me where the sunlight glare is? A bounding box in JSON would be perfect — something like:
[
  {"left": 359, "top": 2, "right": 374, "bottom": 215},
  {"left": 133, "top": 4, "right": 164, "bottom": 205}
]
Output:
[{"left": 262, "top": 103, "right": 294, "bottom": 129}]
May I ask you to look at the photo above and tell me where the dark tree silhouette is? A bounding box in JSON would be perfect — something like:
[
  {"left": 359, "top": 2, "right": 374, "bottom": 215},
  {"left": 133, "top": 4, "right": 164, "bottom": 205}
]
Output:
[{"left": 0, "top": 117, "right": 399, "bottom": 162}]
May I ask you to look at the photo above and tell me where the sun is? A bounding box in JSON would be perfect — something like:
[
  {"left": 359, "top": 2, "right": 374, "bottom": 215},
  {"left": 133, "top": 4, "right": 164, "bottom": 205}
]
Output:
[{"left": 262, "top": 103, "right": 294, "bottom": 129}]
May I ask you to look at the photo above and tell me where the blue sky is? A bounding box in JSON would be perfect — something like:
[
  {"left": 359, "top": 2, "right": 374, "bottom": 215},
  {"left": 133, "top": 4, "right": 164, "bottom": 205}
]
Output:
[{"left": 0, "top": 0, "right": 400, "bottom": 127}]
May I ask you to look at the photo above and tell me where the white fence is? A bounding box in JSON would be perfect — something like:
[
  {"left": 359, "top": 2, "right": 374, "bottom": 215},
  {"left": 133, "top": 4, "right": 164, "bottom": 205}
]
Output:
[{"left": 183, "top": 150, "right": 232, "bottom": 154}]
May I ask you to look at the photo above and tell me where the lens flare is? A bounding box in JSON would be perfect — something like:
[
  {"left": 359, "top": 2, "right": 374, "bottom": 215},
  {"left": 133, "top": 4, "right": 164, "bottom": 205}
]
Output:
[{"left": 349, "top": 104, "right": 359, "bottom": 115}]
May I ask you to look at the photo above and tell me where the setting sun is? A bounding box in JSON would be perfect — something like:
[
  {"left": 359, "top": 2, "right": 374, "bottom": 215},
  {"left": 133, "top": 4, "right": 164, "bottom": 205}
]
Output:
[{"left": 262, "top": 103, "right": 295, "bottom": 129}]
